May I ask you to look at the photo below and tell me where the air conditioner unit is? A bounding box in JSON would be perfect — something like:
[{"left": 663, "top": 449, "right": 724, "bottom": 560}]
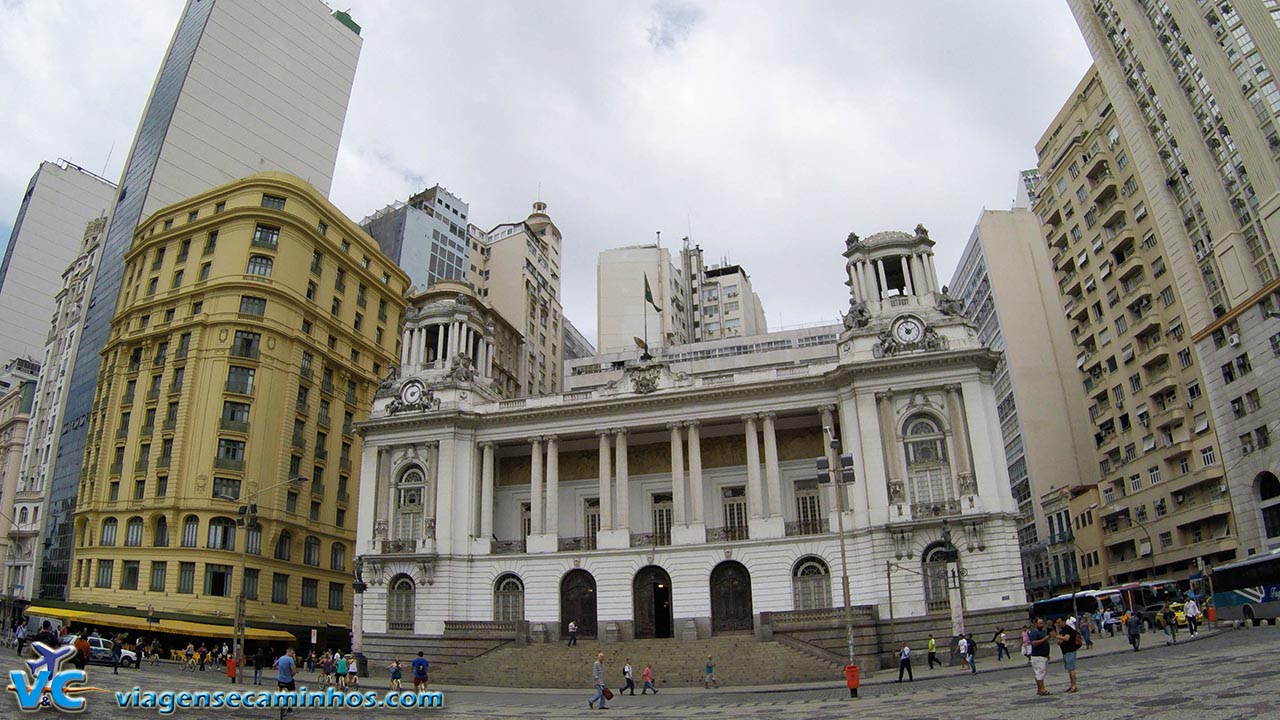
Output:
[
  {"left": 1186, "top": 399, "right": 1195, "bottom": 408},
  {"left": 1195, "top": 249, "right": 1209, "bottom": 261},
  {"left": 1139, "top": 417, "right": 1149, "bottom": 427},
  {"left": 1116, "top": 400, "right": 1124, "bottom": 409},
  {"left": 1174, "top": 492, "right": 1185, "bottom": 504},
  {"left": 1227, "top": 333, "right": 1241, "bottom": 347}
]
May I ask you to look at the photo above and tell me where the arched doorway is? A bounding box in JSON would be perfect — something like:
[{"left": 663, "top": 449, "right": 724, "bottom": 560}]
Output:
[
  {"left": 561, "top": 569, "right": 597, "bottom": 638},
  {"left": 633, "top": 566, "right": 673, "bottom": 639},
  {"left": 921, "top": 541, "right": 952, "bottom": 613},
  {"left": 710, "top": 560, "right": 753, "bottom": 633}
]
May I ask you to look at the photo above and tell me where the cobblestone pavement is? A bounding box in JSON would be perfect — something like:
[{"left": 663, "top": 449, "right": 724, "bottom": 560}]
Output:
[{"left": 4, "top": 626, "right": 1277, "bottom": 718}]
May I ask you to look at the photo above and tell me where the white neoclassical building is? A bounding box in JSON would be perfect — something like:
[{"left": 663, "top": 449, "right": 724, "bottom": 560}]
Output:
[{"left": 355, "top": 227, "right": 1026, "bottom": 661}]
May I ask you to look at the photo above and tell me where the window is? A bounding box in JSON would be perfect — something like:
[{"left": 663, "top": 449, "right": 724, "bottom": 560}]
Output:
[
  {"left": 246, "top": 255, "right": 273, "bottom": 276},
  {"left": 147, "top": 277, "right": 158, "bottom": 296},
  {"left": 493, "top": 574, "right": 524, "bottom": 621},
  {"left": 330, "top": 543, "right": 346, "bottom": 571},
  {"left": 246, "top": 525, "right": 262, "bottom": 555},
  {"left": 203, "top": 230, "right": 218, "bottom": 254},
  {"left": 272, "top": 573, "right": 289, "bottom": 604},
  {"left": 149, "top": 562, "right": 167, "bottom": 592},
  {"left": 1187, "top": 382, "right": 1202, "bottom": 401},
  {"left": 261, "top": 195, "right": 286, "bottom": 210},
  {"left": 1130, "top": 474, "right": 1142, "bottom": 492},
  {"left": 226, "top": 366, "right": 255, "bottom": 394},
  {"left": 311, "top": 250, "right": 322, "bottom": 274},
  {"left": 1201, "top": 446, "right": 1217, "bottom": 466},
  {"left": 156, "top": 475, "right": 168, "bottom": 498},
  {"left": 231, "top": 330, "right": 260, "bottom": 359},
  {"left": 244, "top": 569, "right": 259, "bottom": 601},
  {"left": 100, "top": 518, "right": 118, "bottom": 546},
  {"left": 335, "top": 268, "right": 346, "bottom": 291},
  {"left": 301, "top": 578, "right": 319, "bottom": 607},
  {"left": 96, "top": 560, "right": 114, "bottom": 588},
  {"left": 792, "top": 557, "right": 832, "bottom": 610},
  {"left": 153, "top": 516, "right": 169, "bottom": 547},
  {"left": 178, "top": 562, "right": 195, "bottom": 594},
  {"left": 922, "top": 544, "right": 951, "bottom": 612},
  {"left": 207, "top": 517, "right": 236, "bottom": 550},
  {"left": 304, "top": 536, "right": 321, "bottom": 566},
  {"left": 388, "top": 575, "right": 415, "bottom": 632},
  {"left": 199, "top": 263, "right": 210, "bottom": 281},
  {"left": 274, "top": 530, "right": 292, "bottom": 560},
  {"left": 204, "top": 564, "right": 233, "bottom": 596},
  {"left": 1178, "top": 348, "right": 1193, "bottom": 368},
  {"left": 1148, "top": 467, "right": 1161, "bottom": 484},
  {"left": 317, "top": 221, "right": 328, "bottom": 236},
  {"left": 171, "top": 270, "right": 184, "bottom": 288},
  {"left": 252, "top": 225, "right": 280, "bottom": 250},
  {"left": 286, "top": 491, "right": 298, "bottom": 514},
  {"left": 328, "top": 582, "right": 344, "bottom": 611},
  {"left": 182, "top": 515, "right": 199, "bottom": 547},
  {"left": 125, "top": 517, "right": 143, "bottom": 546},
  {"left": 216, "top": 438, "right": 245, "bottom": 467},
  {"left": 1160, "top": 286, "right": 1175, "bottom": 307},
  {"left": 331, "top": 298, "right": 341, "bottom": 316},
  {"left": 239, "top": 296, "right": 266, "bottom": 316}
]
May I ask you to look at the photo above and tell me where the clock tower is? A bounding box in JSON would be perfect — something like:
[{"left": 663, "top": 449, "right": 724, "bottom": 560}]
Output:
[{"left": 836, "top": 224, "right": 975, "bottom": 364}]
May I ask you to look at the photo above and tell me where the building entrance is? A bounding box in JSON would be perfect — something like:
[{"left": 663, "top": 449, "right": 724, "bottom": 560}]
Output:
[{"left": 633, "top": 565, "right": 673, "bottom": 639}]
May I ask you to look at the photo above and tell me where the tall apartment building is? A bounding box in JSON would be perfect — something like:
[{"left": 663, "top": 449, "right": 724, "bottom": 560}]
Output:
[
  {"left": 63, "top": 173, "right": 407, "bottom": 644},
  {"left": 469, "top": 202, "right": 566, "bottom": 396},
  {"left": 361, "top": 185, "right": 471, "bottom": 289},
  {"left": 2, "top": 217, "right": 107, "bottom": 615},
  {"left": 43, "top": 0, "right": 363, "bottom": 599},
  {"left": 699, "top": 264, "right": 767, "bottom": 341},
  {"left": 1034, "top": 67, "right": 1235, "bottom": 586},
  {"left": 950, "top": 208, "right": 1096, "bottom": 600},
  {"left": 0, "top": 361, "right": 37, "bottom": 625},
  {"left": 0, "top": 160, "right": 116, "bottom": 366},
  {"left": 1066, "top": 0, "right": 1280, "bottom": 560},
  {"left": 561, "top": 319, "right": 596, "bottom": 363},
  {"left": 596, "top": 244, "right": 691, "bottom": 354}
]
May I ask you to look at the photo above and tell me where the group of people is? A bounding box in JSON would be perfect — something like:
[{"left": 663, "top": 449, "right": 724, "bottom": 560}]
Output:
[
  {"left": 307, "top": 649, "right": 361, "bottom": 688},
  {"left": 587, "top": 653, "right": 663, "bottom": 710},
  {"left": 898, "top": 631, "right": 992, "bottom": 682},
  {"left": 384, "top": 651, "right": 431, "bottom": 692}
]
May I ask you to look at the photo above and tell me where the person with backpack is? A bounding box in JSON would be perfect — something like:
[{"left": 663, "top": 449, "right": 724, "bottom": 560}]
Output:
[
  {"left": 1052, "top": 617, "right": 1081, "bottom": 693},
  {"left": 411, "top": 651, "right": 429, "bottom": 691}
]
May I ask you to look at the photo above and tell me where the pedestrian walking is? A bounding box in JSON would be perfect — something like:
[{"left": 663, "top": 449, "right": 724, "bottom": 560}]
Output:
[
  {"left": 703, "top": 655, "right": 718, "bottom": 689},
  {"left": 387, "top": 659, "right": 403, "bottom": 691},
  {"left": 620, "top": 659, "right": 635, "bottom": 696},
  {"left": 965, "top": 633, "right": 977, "bottom": 673},
  {"left": 567, "top": 621, "right": 579, "bottom": 647},
  {"left": 1185, "top": 597, "right": 1201, "bottom": 636},
  {"left": 1125, "top": 611, "right": 1143, "bottom": 652},
  {"left": 588, "top": 652, "right": 609, "bottom": 710},
  {"left": 1102, "top": 609, "right": 1114, "bottom": 637},
  {"left": 254, "top": 647, "right": 266, "bottom": 685},
  {"left": 1020, "top": 625, "right": 1032, "bottom": 663},
  {"left": 1027, "top": 617, "right": 1053, "bottom": 696},
  {"left": 994, "top": 628, "right": 1010, "bottom": 661},
  {"left": 957, "top": 634, "right": 969, "bottom": 668},
  {"left": 335, "top": 653, "right": 348, "bottom": 689},
  {"left": 111, "top": 634, "right": 124, "bottom": 675},
  {"left": 197, "top": 643, "right": 208, "bottom": 671},
  {"left": 412, "top": 651, "right": 429, "bottom": 691},
  {"left": 641, "top": 664, "right": 658, "bottom": 694},
  {"left": 927, "top": 634, "right": 940, "bottom": 669},
  {"left": 1162, "top": 605, "right": 1179, "bottom": 645},
  {"left": 226, "top": 652, "right": 238, "bottom": 684},
  {"left": 14, "top": 624, "right": 25, "bottom": 657},
  {"left": 896, "top": 642, "right": 913, "bottom": 682},
  {"left": 1052, "top": 617, "right": 1081, "bottom": 693},
  {"left": 347, "top": 654, "right": 360, "bottom": 688},
  {"left": 1080, "top": 616, "right": 1093, "bottom": 648}
]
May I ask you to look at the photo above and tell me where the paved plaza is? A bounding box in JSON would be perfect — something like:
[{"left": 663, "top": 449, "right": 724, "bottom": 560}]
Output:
[{"left": 5, "top": 626, "right": 1277, "bottom": 718}]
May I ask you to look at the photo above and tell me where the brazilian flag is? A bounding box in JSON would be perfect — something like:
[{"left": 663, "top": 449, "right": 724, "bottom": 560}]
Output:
[{"left": 644, "top": 273, "right": 663, "bottom": 313}]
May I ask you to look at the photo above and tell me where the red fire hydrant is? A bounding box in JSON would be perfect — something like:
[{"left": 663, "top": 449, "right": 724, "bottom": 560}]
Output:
[{"left": 844, "top": 664, "right": 860, "bottom": 698}]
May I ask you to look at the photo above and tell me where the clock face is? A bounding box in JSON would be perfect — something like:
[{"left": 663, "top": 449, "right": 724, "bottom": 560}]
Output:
[
  {"left": 894, "top": 318, "right": 924, "bottom": 344},
  {"left": 400, "top": 382, "right": 423, "bottom": 404}
]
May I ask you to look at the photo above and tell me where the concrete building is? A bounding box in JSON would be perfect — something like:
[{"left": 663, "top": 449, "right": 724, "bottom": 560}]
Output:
[
  {"left": 699, "top": 263, "right": 767, "bottom": 341},
  {"left": 1034, "top": 67, "right": 1236, "bottom": 585},
  {"left": 0, "top": 364, "right": 37, "bottom": 625},
  {"left": 596, "top": 244, "right": 690, "bottom": 354},
  {"left": 0, "top": 160, "right": 116, "bottom": 367},
  {"left": 2, "top": 217, "right": 107, "bottom": 615},
  {"left": 950, "top": 208, "right": 1096, "bottom": 600},
  {"left": 55, "top": 173, "right": 407, "bottom": 645},
  {"left": 361, "top": 185, "right": 471, "bottom": 289},
  {"left": 43, "top": 0, "right": 364, "bottom": 599},
  {"left": 1068, "top": 0, "right": 1280, "bottom": 560},
  {"left": 469, "top": 202, "right": 566, "bottom": 397},
  {"left": 352, "top": 226, "right": 1026, "bottom": 681},
  {"left": 561, "top": 319, "right": 595, "bottom": 364},
  {"left": 1068, "top": 484, "right": 1107, "bottom": 591}
]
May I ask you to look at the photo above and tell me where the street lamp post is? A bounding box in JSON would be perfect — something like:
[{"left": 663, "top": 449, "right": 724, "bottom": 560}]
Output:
[
  {"left": 219, "top": 475, "right": 305, "bottom": 682},
  {"left": 815, "top": 427, "right": 856, "bottom": 667}
]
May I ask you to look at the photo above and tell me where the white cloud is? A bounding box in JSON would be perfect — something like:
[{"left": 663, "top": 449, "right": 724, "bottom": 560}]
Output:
[{"left": 0, "top": 0, "right": 1091, "bottom": 346}]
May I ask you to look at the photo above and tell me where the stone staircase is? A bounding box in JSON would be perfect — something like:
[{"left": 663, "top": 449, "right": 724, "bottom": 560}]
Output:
[{"left": 433, "top": 634, "right": 848, "bottom": 688}]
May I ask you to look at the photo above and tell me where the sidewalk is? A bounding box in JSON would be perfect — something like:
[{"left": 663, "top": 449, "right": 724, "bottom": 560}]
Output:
[{"left": 431, "top": 625, "right": 1223, "bottom": 695}]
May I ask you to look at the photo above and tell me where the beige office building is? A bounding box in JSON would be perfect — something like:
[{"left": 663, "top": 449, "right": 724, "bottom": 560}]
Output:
[
  {"left": 1034, "top": 67, "right": 1236, "bottom": 585},
  {"left": 596, "top": 245, "right": 690, "bottom": 354}
]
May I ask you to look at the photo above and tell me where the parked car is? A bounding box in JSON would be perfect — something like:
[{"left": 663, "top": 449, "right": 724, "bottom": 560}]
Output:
[
  {"left": 84, "top": 637, "right": 138, "bottom": 667},
  {"left": 1154, "top": 602, "right": 1188, "bottom": 628}
]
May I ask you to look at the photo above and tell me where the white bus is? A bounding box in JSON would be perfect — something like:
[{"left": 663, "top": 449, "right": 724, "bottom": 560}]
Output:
[{"left": 1210, "top": 550, "right": 1280, "bottom": 626}]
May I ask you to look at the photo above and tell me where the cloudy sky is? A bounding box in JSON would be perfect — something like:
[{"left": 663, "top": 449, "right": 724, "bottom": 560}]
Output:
[{"left": 0, "top": 0, "right": 1091, "bottom": 345}]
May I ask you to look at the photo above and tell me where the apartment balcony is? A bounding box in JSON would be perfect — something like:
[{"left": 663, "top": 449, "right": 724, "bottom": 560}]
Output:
[
  {"left": 122, "top": 391, "right": 135, "bottom": 405},
  {"left": 317, "top": 413, "right": 330, "bottom": 429},
  {"left": 219, "top": 418, "right": 249, "bottom": 433},
  {"left": 214, "top": 457, "right": 244, "bottom": 472},
  {"left": 224, "top": 381, "right": 254, "bottom": 396},
  {"left": 152, "top": 356, "right": 166, "bottom": 368},
  {"left": 146, "top": 388, "right": 161, "bottom": 402},
  {"left": 157, "top": 456, "right": 171, "bottom": 469},
  {"left": 140, "top": 423, "right": 154, "bottom": 437},
  {"left": 339, "top": 457, "right": 352, "bottom": 472},
  {"left": 163, "top": 418, "right": 176, "bottom": 431},
  {"left": 1116, "top": 252, "right": 1144, "bottom": 282},
  {"left": 110, "top": 462, "right": 123, "bottom": 475},
  {"left": 310, "top": 480, "right": 325, "bottom": 496},
  {"left": 345, "top": 390, "right": 357, "bottom": 404},
  {"left": 175, "top": 347, "right": 189, "bottom": 360},
  {"left": 321, "top": 380, "right": 335, "bottom": 395},
  {"left": 337, "top": 490, "right": 349, "bottom": 504},
  {"left": 708, "top": 526, "right": 749, "bottom": 543},
  {"left": 315, "top": 448, "right": 328, "bottom": 461},
  {"left": 169, "top": 381, "right": 184, "bottom": 394},
  {"left": 1139, "top": 339, "right": 1171, "bottom": 368},
  {"left": 127, "top": 361, "right": 141, "bottom": 374},
  {"left": 134, "top": 459, "right": 148, "bottom": 473},
  {"left": 342, "top": 421, "right": 354, "bottom": 435},
  {"left": 116, "top": 427, "right": 129, "bottom": 439}
]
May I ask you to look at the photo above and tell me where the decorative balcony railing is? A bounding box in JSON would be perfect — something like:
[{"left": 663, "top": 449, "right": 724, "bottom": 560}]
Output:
[
  {"left": 492, "top": 540, "right": 525, "bottom": 554},
  {"left": 558, "top": 536, "right": 596, "bottom": 552},
  {"left": 911, "top": 499, "right": 961, "bottom": 519},
  {"left": 629, "top": 531, "right": 671, "bottom": 548},
  {"left": 785, "top": 519, "right": 830, "bottom": 537},
  {"left": 707, "top": 526, "right": 749, "bottom": 543}
]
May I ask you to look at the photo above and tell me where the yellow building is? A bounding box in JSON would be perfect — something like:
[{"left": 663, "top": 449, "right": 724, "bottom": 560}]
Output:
[{"left": 67, "top": 172, "right": 408, "bottom": 645}]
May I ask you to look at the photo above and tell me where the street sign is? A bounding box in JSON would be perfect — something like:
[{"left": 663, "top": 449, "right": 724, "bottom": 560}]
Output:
[{"left": 310, "top": 629, "right": 317, "bottom": 645}]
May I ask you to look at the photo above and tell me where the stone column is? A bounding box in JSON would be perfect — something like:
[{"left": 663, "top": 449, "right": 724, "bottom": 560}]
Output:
[
  {"left": 485, "top": 342, "right": 495, "bottom": 378},
  {"left": 435, "top": 324, "right": 446, "bottom": 366},
  {"left": 877, "top": 259, "right": 890, "bottom": 299},
  {"left": 900, "top": 255, "right": 914, "bottom": 296},
  {"left": 614, "top": 429, "right": 629, "bottom": 530},
  {"left": 545, "top": 435, "right": 560, "bottom": 537},
  {"left": 946, "top": 384, "right": 976, "bottom": 497},
  {"left": 599, "top": 429, "right": 630, "bottom": 549},
  {"left": 529, "top": 437, "right": 544, "bottom": 534},
  {"left": 912, "top": 254, "right": 928, "bottom": 294},
  {"left": 668, "top": 423, "right": 686, "bottom": 526},
  {"left": 479, "top": 442, "right": 495, "bottom": 540},
  {"left": 743, "top": 414, "right": 763, "bottom": 519},
  {"left": 762, "top": 413, "right": 782, "bottom": 517},
  {"left": 849, "top": 263, "right": 863, "bottom": 302},
  {"left": 926, "top": 254, "right": 939, "bottom": 291},
  {"left": 597, "top": 431, "right": 613, "bottom": 531},
  {"left": 686, "top": 421, "right": 705, "bottom": 525},
  {"left": 401, "top": 329, "right": 412, "bottom": 365},
  {"left": 877, "top": 391, "right": 907, "bottom": 512}
]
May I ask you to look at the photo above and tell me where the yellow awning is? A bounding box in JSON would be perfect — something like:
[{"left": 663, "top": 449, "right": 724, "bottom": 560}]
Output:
[{"left": 28, "top": 607, "right": 294, "bottom": 642}]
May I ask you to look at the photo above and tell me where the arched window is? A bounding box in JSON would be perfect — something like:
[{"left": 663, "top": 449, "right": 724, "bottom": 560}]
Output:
[
  {"left": 207, "top": 517, "right": 236, "bottom": 550},
  {"left": 154, "top": 516, "right": 169, "bottom": 547},
  {"left": 330, "top": 543, "right": 346, "bottom": 571},
  {"left": 903, "top": 415, "right": 954, "bottom": 508},
  {"left": 246, "top": 255, "right": 273, "bottom": 277},
  {"left": 181, "top": 515, "right": 199, "bottom": 547},
  {"left": 922, "top": 542, "right": 952, "bottom": 613},
  {"left": 493, "top": 574, "right": 524, "bottom": 622},
  {"left": 388, "top": 575, "right": 415, "bottom": 632},
  {"left": 246, "top": 525, "right": 262, "bottom": 555},
  {"left": 394, "top": 467, "right": 426, "bottom": 540},
  {"left": 77, "top": 518, "right": 89, "bottom": 547},
  {"left": 275, "top": 530, "right": 292, "bottom": 560},
  {"left": 792, "top": 557, "right": 832, "bottom": 610},
  {"left": 18, "top": 507, "right": 28, "bottom": 524},
  {"left": 125, "top": 517, "right": 144, "bottom": 547},
  {"left": 304, "top": 536, "right": 321, "bottom": 566},
  {"left": 100, "top": 518, "right": 118, "bottom": 546}
]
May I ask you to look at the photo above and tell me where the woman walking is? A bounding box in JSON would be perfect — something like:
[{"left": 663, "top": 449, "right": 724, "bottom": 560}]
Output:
[
  {"left": 641, "top": 664, "right": 658, "bottom": 694},
  {"left": 1020, "top": 625, "right": 1032, "bottom": 664},
  {"left": 387, "top": 659, "right": 403, "bottom": 691}
]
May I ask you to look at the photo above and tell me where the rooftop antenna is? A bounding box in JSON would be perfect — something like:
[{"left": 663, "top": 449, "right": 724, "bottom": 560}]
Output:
[
  {"left": 656, "top": 230, "right": 661, "bottom": 247},
  {"left": 101, "top": 142, "right": 115, "bottom": 178}
]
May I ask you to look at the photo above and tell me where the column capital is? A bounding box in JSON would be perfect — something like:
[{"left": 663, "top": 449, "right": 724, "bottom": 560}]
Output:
[
  {"left": 683, "top": 420, "right": 701, "bottom": 428},
  {"left": 477, "top": 441, "right": 496, "bottom": 450},
  {"left": 740, "top": 413, "right": 760, "bottom": 422},
  {"left": 760, "top": 411, "right": 777, "bottom": 421},
  {"left": 595, "top": 429, "right": 612, "bottom": 438},
  {"left": 816, "top": 404, "right": 836, "bottom": 414},
  {"left": 667, "top": 422, "right": 684, "bottom": 431},
  {"left": 612, "top": 427, "right": 628, "bottom": 437},
  {"left": 544, "top": 434, "right": 559, "bottom": 443},
  {"left": 942, "top": 383, "right": 962, "bottom": 394},
  {"left": 527, "top": 435, "right": 543, "bottom": 444},
  {"left": 874, "top": 390, "right": 895, "bottom": 403}
]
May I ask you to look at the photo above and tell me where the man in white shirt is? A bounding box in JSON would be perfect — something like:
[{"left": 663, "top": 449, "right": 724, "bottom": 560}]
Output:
[
  {"left": 1184, "top": 597, "right": 1202, "bottom": 636},
  {"left": 897, "top": 642, "right": 913, "bottom": 682},
  {"left": 957, "top": 635, "right": 969, "bottom": 667}
]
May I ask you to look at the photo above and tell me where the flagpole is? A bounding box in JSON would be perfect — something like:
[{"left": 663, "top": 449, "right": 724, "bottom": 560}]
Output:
[{"left": 642, "top": 292, "right": 651, "bottom": 361}]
